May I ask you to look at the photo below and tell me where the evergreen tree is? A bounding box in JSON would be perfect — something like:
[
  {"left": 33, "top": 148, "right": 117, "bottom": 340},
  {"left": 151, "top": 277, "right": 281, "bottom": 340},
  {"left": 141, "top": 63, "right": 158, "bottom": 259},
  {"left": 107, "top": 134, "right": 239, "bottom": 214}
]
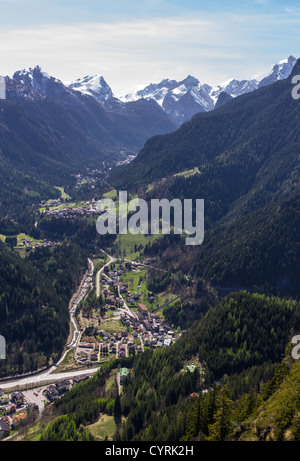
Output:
[
  {"left": 206, "top": 385, "right": 233, "bottom": 441},
  {"left": 114, "top": 394, "right": 121, "bottom": 416},
  {"left": 183, "top": 393, "right": 205, "bottom": 440}
]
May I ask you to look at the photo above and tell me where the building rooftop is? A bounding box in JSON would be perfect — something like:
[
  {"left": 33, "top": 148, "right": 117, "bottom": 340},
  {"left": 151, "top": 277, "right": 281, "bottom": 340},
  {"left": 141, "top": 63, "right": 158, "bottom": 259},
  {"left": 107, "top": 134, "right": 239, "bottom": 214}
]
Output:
[
  {"left": 120, "top": 367, "right": 130, "bottom": 377},
  {"left": 187, "top": 365, "right": 197, "bottom": 373}
]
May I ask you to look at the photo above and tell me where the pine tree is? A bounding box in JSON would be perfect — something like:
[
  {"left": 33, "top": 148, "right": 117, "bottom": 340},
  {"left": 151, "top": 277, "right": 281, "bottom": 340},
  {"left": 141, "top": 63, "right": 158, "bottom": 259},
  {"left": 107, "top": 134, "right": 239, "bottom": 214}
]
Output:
[
  {"left": 184, "top": 394, "right": 204, "bottom": 440},
  {"left": 114, "top": 394, "right": 121, "bottom": 416},
  {"left": 203, "top": 384, "right": 218, "bottom": 434},
  {"left": 206, "top": 385, "right": 234, "bottom": 441}
]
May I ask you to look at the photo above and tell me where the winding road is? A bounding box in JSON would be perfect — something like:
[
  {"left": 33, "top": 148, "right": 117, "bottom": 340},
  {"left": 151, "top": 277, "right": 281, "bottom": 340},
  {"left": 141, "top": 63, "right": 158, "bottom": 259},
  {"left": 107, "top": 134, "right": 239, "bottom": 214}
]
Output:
[
  {"left": 0, "top": 258, "right": 99, "bottom": 392},
  {"left": 96, "top": 250, "right": 116, "bottom": 297},
  {"left": 0, "top": 250, "right": 169, "bottom": 392}
]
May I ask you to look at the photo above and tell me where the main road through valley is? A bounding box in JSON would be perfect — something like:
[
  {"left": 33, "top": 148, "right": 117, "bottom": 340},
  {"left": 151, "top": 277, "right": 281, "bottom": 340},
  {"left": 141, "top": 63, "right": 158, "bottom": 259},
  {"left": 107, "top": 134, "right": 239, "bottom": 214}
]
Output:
[{"left": 0, "top": 258, "right": 100, "bottom": 392}]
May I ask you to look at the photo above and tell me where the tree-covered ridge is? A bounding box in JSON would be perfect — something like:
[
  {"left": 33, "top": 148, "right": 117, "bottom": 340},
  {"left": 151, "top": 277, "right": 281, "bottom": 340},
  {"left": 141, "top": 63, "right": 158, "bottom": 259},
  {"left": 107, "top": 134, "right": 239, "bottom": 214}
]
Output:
[
  {"left": 39, "top": 415, "right": 94, "bottom": 441},
  {"left": 141, "top": 194, "right": 300, "bottom": 298},
  {"left": 184, "top": 351, "right": 300, "bottom": 441},
  {"left": 183, "top": 292, "right": 300, "bottom": 380},
  {"left": 33, "top": 291, "right": 300, "bottom": 441},
  {"left": 117, "top": 292, "right": 300, "bottom": 440},
  {"left": 193, "top": 193, "right": 300, "bottom": 296},
  {"left": 240, "top": 356, "right": 300, "bottom": 441},
  {"left": 0, "top": 157, "right": 61, "bottom": 221},
  {"left": 0, "top": 241, "right": 88, "bottom": 376},
  {"left": 183, "top": 384, "right": 237, "bottom": 441},
  {"left": 0, "top": 98, "right": 81, "bottom": 218}
]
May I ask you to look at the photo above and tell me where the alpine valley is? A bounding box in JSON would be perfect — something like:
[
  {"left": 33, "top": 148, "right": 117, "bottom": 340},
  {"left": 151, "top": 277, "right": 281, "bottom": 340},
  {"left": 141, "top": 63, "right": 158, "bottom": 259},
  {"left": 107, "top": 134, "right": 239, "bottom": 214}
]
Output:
[{"left": 0, "top": 55, "right": 299, "bottom": 444}]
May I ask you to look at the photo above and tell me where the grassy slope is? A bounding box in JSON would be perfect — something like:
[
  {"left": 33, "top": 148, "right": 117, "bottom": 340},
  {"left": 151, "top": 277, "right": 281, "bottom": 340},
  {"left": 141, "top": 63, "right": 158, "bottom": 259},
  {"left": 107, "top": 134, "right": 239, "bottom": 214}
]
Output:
[{"left": 240, "top": 356, "right": 300, "bottom": 441}]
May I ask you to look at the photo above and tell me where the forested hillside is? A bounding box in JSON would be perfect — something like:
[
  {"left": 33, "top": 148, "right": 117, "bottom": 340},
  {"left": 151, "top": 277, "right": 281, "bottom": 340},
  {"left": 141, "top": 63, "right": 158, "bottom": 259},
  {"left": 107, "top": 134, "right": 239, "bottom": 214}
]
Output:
[
  {"left": 116, "top": 291, "right": 299, "bottom": 441},
  {"left": 184, "top": 350, "right": 300, "bottom": 441},
  {"left": 193, "top": 193, "right": 300, "bottom": 296},
  {"left": 0, "top": 241, "right": 88, "bottom": 377},
  {"left": 188, "top": 292, "right": 300, "bottom": 379},
  {"left": 34, "top": 292, "right": 300, "bottom": 441},
  {"left": 141, "top": 194, "right": 300, "bottom": 298},
  {"left": 0, "top": 97, "right": 88, "bottom": 217},
  {"left": 238, "top": 356, "right": 300, "bottom": 441}
]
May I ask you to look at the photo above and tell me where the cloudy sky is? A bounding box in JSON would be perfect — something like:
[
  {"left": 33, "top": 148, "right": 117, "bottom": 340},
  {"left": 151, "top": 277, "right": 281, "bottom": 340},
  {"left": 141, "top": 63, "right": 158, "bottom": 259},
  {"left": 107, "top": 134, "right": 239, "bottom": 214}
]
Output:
[{"left": 0, "top": 0, "right": 300, "bottom": 95}]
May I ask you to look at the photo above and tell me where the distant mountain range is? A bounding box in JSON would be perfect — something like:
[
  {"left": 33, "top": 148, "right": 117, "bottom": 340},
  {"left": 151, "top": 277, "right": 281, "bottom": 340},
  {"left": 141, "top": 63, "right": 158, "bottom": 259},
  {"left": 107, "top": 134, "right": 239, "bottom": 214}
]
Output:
[
  {"left": 6, "top": 55, "right": 297, "bottom": 132},
  {"left": 8, "top": 65, "right": 177, "bottom": 151},
  {"left": 0, "top": 55, "right": 297, "bottom": 218},
  {"left": 0, "top": 65, "right": 178, "bottom": 216},
  {"left": 119, "top": 55, "right": 297, "bottom": 122}
]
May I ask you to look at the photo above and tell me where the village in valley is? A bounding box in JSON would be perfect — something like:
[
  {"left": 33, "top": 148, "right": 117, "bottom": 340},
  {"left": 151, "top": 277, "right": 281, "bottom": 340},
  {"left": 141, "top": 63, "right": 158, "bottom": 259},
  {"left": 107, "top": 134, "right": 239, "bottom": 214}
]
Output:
[
  {"left": 0, "top": 180, "right": 187, "bottom": 441},
  {"left": 0, "top": 254, "right": 189, "bottom": 441},
  {"left": 74, "top": 257, "right": 181, "bottom": 366},
  {"left": 0, "top": 168, "right": 209, "bottom": 440},
  {"left": 0, "top": 180, "right": 203, "bottom": 440},
  {"left": 40, "top": 199, "right": 99, "bottom": 219}
]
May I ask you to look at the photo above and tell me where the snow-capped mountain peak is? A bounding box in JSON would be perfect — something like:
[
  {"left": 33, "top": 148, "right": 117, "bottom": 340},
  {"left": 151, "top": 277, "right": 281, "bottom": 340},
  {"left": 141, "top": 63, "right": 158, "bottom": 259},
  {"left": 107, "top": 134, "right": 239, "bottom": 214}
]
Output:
[
  {"left": 209, "top": 78, "right": 259, "bottom": 104},
  {"left": 14, "top": 65, "right": 49, "bottom": 81},
  {"left": 179, "top": 75, "right": 200, "bottom": 88},
  {"left": 120, "top": 75, "right": 202, "bottom": 111},
  {"left": 69, "top": 75, "right": 114, "bottom": 102},
  {"left": 121, "top": 79, "right": 178, "bottom": 106},
  {"left": 258, "top": 55, "right": 297, "bottom": 88},
  {"left": 12, "top": 65, "right": 67, "bottom": 99},
  {"left": 118, "top": 55, "right": 296, "bottom": 123},
  {"left": 13, "top": 65, "right": 60, "bottom": 87}
]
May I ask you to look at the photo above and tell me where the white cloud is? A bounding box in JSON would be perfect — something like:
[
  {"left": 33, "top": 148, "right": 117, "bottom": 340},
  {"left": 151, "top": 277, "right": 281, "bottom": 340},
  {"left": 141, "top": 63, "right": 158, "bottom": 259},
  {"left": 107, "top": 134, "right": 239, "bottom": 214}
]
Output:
[{"left": 0, "top": 13, "right": 298, "bottom": 95}]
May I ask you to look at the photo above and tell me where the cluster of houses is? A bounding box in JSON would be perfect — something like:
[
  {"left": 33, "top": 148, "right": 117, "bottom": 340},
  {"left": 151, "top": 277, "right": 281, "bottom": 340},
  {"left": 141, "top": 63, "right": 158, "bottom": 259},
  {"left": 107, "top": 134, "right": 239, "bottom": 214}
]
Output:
[
  {"left": 98, "top": 330, "right": 134, "bottom": 358},
  {"left": 116, "top": 154, "right": 136, "bottom": 167},
  {"left": 0, "top": 375, "right": 93, "bottom": 439},
  {"left": 0, "top": 389, "right": 32, "bottom": 440},
  {"left": 121, "top": 305, "right": 176, "bottom": 349},
  {"left": 101, "top": 266, "right": 137, "bottom": 310},
  {"left": 74, "top": 168, "right": 103, "bottom": 187},
  {"left": 74, "top": 262, "right": 178, "bottom": 364},
  {"left": 103, "top": 266, "right": 150, "bottom": 310},
  {"left": 18, "top": 238, "right": 57, "bottom": 251},
  {"left": 43, "top": 201, "right": 98, "bottom": 219},
  {"left": 76, "top": 329, "right": 142, "bottom": 362},
  {"left": 75, "top": 305, "right": 176, "bottom": 363},
  {"left": 102, "top": 274, "right": 125, "bottom": 311},
  {"left": 103, "top": 329, "right": 142, "bottom": 358},
  {"left": 107, "top": 268, "right": 177, "bottom": 344},
  {"left": 102, "top": 267, "right": 177, "bottom": 349},
  {"left": 77, "top": 338, "right": 100, "bottom": 363},
  {"left": 40, "top": 199, "right": 61, "bottom": 208},
  {"left": 45, "top": 374, "right": 90, "bottom": 402}
]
